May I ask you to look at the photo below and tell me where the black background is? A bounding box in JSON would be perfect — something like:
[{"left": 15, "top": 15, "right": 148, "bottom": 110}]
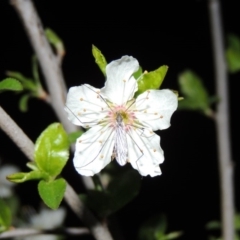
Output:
[{"left": 0, "top": 0, "right": 240, "bottom": 239}]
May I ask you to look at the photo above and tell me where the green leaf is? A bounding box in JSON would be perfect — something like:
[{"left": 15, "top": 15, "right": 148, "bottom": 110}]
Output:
[
  {"left": 38, "top": 178, "right": 66, "bottom": 209},
  {"left": 7, "top": 170, "right": 49, "bottom": 183},
  {"left": 82, "top": 169, "right": 141, "bottom": 217},
  {"left": 32, "top": 55, "right": 40, "bottom": 85},
  {"left": 138, "top": 215, "right": 167, "bottom": 240},
  {"left": 6, "top": 71, "right": 37, "bottom": 92},
  {"left": 92, "top": 45, "right": 107, "bottom": 76},
  {"left": 34, "top": 123, "right": 69, "bottom": 178},
  {"left": 26, "top": 162, "right": 39, "bottom": 171},
  {"left": 164, "top": 232, "right": 183, "bottom": 239},
  {"left": 19, "top": 94, "right": 31, "bottom": 112},
  {"left": 135, "top": 65, "right": 168, "bottom": 96},
  {"left": 178, "top": 70, "right": 210, "bottom": 114},
  {"left": 0, "top": 199, "right": 11, "bottom": 233},
  {"left": 45, "top": 28, "right": 65, "bottom": 57},
  {"left": 226, "top": 34, "right": 240, "bottom": 73},
  {"left": 0, "top": 78, "right": 23, "bottom": 92},
  {"left": 68, "top": 131, "right": 84, "bottom": 144},
  {"left": 206, "top": 220, "right": 221, "bottom": 229}
]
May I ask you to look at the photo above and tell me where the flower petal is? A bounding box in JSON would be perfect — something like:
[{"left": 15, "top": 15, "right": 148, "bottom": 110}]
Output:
[
  {"left": 127, "top": 128, "right": 164, "bottom": 177},
  {"left": 65, "top": 84, "right": 109, "bottom": 127},
  {"left": 135, "top": 89, "right": 178, "bottom": 131},
  {"left": 101, "top": 56, "right": 139, "bottom": 105},
  {"left": 73, "top": 124, "right": 115, "bottom": 176}
]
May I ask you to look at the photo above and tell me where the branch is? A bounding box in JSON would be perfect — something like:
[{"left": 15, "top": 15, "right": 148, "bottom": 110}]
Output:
[
  {"left": 0, "top": 106, "right": 34, "bottom": 160},
  {"left": 208, "top": 1, "right": 235, "bottom": 240},
  {"left": 0, "top": 227, "right": 89, "bottom": 239},
  {"left": 10, "top": 0, "right": 94, "bottom": 190},
  {"left": 0, "top": 106, "right": 113, "bottom": 240},
  {"left": 10, "top": 0, "right": 71, "bottom": 131}
]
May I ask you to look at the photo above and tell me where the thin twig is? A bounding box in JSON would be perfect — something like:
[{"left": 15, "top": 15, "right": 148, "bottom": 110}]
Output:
[
  {"left": 208, "top": 1, "right": 235, "bottom": 240},
  {"left": 0, "top": 106, "right": 113, "bottom": 240},
  {"left": 0, "top": 106, "right": 34, "bottom": 160},
  {"left": 0, "top": 227, "right": 89, "bottom": 239},
  {"left": 10, "top": 0, "right": 94, "bottom": 190}
]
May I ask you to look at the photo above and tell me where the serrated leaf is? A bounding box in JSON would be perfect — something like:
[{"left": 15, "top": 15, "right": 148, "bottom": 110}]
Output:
[
  {"left": 6, "top": 71, "right": 37, "bottom": 91},
  {"left": 19, "top": 94, "right": 31, "bottom": 112},
  {"left": 34, "top": 123, "right": 69, "bottom": 178},
  {"left": 226, "top": 34, "right": 240, "bottom": 73},
  {"left": 135, "top": 65, "right": 168, "bottom": 96},
  {"left": 45, "top": 28, "right": 65, "bottom": 57},
  {"left": 38, "top": 178, "right": 66, "bottom": 209},
  {"left": 0, "top": 78, "right": 23, "bottom": 92},
  {"left": 83, "top": 169, "right": 141, "bottom": 217},
  {"left": 178, "top": 70, "right": 210, "bottom": 113},
  {"left": 0, "top": 199, "right": 11, "bottom": 233},
  {"left": 7, "top": 170, "right": 49, "bottom": 183},
  {"left": 68, "top": 130, "right": 84, "bottom": 144},
  {"left": 92, "top": 45, "right": 107, "bottom": 76}
]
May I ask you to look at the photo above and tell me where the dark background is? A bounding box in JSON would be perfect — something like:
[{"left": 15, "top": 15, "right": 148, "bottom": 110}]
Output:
[{"left": 0, "top": 0, "right": 240, "bottom": 239}]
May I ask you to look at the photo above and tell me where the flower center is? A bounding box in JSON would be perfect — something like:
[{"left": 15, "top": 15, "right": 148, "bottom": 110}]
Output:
[{"left": 107, "top": 105, "right": 136, "bottom": 130}]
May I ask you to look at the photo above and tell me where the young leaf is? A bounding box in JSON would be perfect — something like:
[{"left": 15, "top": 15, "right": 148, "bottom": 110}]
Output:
[
  {"left": 135, "top": 65, "right": 168, "bottom": 96},
  {"left": 0, "top": 78, "right": 23, "bottom": 92},
  {"left": 34, "top": 123, "right": 69, "bottom": 178},
  {"left": 178, "top": 70, "right": 210, "bottom": 114},
  {"left": 226, "top": 34, "right": 240, "bottom": 73},
  {"left": 32, "top": 55, "right": 40, "bottom": 85},
  {"left": 38, "top": 178, "right": 66, "bottom": 210},
  {"left": 0, "top": 199, "right": 11, "bottom": 233},
  {"left": 45, "top": 28, "right": 65, "bottom": 57},
  {"left": 6, "top": 71, "right": 37, "bottom": 92},
  {"left": 68, "top": 130, "right": 84, "bottom": 144},
  {"left": 92, "top": 45, "right": 107, "bottom": 76},
  {"left": 7, "top": 170, "right": 49, "bottom": 183},
  {"left": 19, "top": 94, "right": 31, "bottom": 112}
]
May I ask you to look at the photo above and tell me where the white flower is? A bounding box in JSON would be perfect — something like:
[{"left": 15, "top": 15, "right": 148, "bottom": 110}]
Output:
[
  {"left": 20, "top": 207, "right": 66, "bottom": 240},
  {"left": 65, "top": 56, "right": 178, "bottom": 177}
]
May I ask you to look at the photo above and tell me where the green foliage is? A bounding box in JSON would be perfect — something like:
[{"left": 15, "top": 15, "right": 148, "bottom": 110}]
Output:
[
  {"left": 92, "top": 45, "right": 107, "bottom": 76},
  {"left": 45, "top": 28, "right": 65, "bottom": 57},
  {"left": 34, "top": 123, "right": 69, "bottom": 178},
  {"left": 138, "top": 214, "right": 182, "bottom": 240},
  {"left": 206, "top": 214, "right": 240, "bottom": 240},
  {"left": 7, "top": 170, "right": 49, "bottom": 183},
  {"left": 0, "top": 78, "right": 23, "bottom": 92},
  {"left": 178, "top": 70, "right": 215, "bottom": 116},
  {"left": 38, "top": 178, "right": 66, "bottom": 210},
  {"left": 7, "top": 123, "right": 69, "bottom": 210},
  {"left": 0, "top": 199, "right": 11, "bottom": 233},
  {"left": 135, "top": 65, "right": 168, "bottom": 97},
  {"left": 80, "top": 169, "right": 141, "bottom": 217},
  {"left": 68, "top": 130, "right": 84, "bottom": 144},
  {"left": 19, "top": 94, "right": 31, "bottom": 112},
  {"left": 6, "top": 55, "right": 46, "bottom": 112},
  {"left": 226, "top": 34, "right": 240, "bottom": 73}
]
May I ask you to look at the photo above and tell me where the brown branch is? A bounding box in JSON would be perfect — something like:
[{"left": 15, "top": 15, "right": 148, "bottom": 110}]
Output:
[{"left": 208, "top": 1, "right": 235, "bottom": 239}]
